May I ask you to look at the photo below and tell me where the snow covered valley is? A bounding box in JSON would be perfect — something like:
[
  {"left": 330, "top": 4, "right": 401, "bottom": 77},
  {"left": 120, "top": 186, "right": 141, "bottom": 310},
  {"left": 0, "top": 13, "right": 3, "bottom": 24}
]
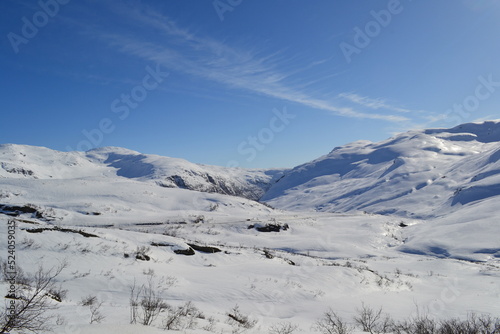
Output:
[{"left": 1, "top": 121, "right": 499, "bottom": 333}]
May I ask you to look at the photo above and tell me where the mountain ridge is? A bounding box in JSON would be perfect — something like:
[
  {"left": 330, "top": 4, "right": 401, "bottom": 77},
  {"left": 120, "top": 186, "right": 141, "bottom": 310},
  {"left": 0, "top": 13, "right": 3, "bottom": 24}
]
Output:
[
  {"left": 0, "top": 143, "right": 286, "bottom": 201},
  {"left": 2, "top": 120, "right": 500, "bottom": 219},
  {"left": 1, "top": 123, "right": 499, "bottom": 331},
  {"left": 262, "top": 120, "right": 500, "bottom": 218}
]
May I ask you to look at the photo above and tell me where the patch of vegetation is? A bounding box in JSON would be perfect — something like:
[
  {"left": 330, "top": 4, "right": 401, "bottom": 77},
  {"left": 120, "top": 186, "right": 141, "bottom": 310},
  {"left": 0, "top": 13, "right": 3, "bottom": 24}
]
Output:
[
  {"left": 226, "top": 305, "right": 257, "bottom": 332},
  {"left": 269, "top": 321, "right": 299, "bottom": 334},
  {"left": 135, "top": 222, "right": 164, "bottom": 226},
  {"left": 24, "top": 226, "right": 99, "bottom": 238},
  {"left": 192, "top": 215, "right": 205, "bottom": 224},
  {"left": 314, "top": 304, "right": 500, "bottom": 334},
  {"left": 248, "top": 223, "right": 289, "bottom": 232},
  {"left": 262, "top": 249, "right": 295, "bottom": 265},
  {"left": 135, "top": 246, "right": 151, "bottom": 261}
]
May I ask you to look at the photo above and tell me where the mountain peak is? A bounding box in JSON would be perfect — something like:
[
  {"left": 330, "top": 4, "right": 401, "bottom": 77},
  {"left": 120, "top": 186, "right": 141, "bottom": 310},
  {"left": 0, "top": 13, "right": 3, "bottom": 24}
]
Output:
[
  {"left": 2, "top": 120, "right": 500, "bottom": 217},
  {"left": 422, "top": 119, "right": 500, "bottom": 143},
  {"left": 262, "top": 120, "right": 500, "bottom": 217}
]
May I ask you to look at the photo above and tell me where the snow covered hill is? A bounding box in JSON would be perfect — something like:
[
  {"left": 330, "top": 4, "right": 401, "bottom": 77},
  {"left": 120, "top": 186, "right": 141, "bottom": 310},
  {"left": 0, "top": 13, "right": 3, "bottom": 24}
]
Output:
[
  {"left": 0, "top": 121, "right": 499, "bottom": 333},
  {"left": 0, "top": 144, "right": 285, "bottom": 201},
  {"left": 3, "top": 120, "right": 500, "bottom": 220},
  {"left": 262, "top": 120, "right": 500, "bottom": 218}
]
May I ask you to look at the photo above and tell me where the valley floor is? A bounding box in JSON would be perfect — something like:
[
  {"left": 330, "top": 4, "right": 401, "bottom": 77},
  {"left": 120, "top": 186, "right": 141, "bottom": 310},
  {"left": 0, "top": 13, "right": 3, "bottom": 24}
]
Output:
[{"left": 1, "top": 208, "right": 499, "bottom": 333}]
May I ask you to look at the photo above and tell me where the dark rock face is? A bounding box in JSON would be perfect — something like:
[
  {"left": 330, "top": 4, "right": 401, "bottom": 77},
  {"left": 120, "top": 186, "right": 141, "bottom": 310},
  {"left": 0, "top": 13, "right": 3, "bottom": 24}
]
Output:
[
  {"left": 174, "top": 247, "right": 195, "bottom": 256},
  {"left": 0, "top": 204, "right": 43, "bottom": 219},
  {"left": 2, "top": 166, "right": 35, "bottom": 177},
  {"left": 248, "top": 223, "right": 289, "bottom": 232},
  {"left": 162, "top": 172, "right": 270, "bottom": 201},
  {"left": 187, "top": 243, "right": 221, "bottom": 253},
  {"left": 166, "top": 175, "right": 188, "bottom": 189}
]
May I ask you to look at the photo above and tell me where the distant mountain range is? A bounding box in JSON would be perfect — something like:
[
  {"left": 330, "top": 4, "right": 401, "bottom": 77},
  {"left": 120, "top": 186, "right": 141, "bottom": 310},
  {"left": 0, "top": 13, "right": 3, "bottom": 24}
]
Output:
[
  {"left": 1, "top": 121, "right": 499, "bottom": 331},
  {"left": 2, "top": 120, "right": 500, "bottom": 220}
]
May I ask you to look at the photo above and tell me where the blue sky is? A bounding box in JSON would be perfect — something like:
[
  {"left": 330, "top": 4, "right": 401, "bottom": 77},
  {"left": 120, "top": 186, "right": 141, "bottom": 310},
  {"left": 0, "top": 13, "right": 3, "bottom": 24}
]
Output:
[{"left": 2, "top": 0, "right": 500, "bottom": 168}]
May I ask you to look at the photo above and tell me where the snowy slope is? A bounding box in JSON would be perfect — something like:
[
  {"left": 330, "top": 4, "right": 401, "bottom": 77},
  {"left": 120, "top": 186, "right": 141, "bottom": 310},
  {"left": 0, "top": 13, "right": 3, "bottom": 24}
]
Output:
[
  {"left": 262, "top": 120, "right": 500, "bottom": 218},
  {"left": 0, "top": 144, "right": 285, "bottom": 201},
  {"left": 0, "top": 122, "right": 499, "bottom": 333},
  {"left": 1, "top": 211, "right": 499, "bottom": 333}
]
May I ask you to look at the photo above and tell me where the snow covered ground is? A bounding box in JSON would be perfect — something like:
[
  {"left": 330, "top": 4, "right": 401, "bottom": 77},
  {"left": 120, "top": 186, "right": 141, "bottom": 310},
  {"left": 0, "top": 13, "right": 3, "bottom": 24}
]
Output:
[{"left": 0, "top": 121, "right": 499, "bottom": 333}]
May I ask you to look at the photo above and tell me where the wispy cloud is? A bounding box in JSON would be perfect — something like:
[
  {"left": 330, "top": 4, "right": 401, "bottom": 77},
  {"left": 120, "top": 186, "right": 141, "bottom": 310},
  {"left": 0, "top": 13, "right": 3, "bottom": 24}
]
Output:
[
  {"left": 337, "top": 93, "right": 420, "bottom": 114},
  {"left": 86, "top": 4, "right": 413, "bottom": 122}
]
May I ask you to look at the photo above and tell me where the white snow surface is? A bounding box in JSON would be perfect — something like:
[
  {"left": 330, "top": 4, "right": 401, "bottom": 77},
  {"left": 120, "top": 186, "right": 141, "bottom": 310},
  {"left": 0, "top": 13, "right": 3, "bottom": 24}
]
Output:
[
  {"left": 0, "top": 121, "right": 499, "bottom": 333},
  {"left": 263, "top": 120, "right": 500, "bottom": 218},
  {"left": 0, "top": 144, "right": 285, "bottom": 201}
]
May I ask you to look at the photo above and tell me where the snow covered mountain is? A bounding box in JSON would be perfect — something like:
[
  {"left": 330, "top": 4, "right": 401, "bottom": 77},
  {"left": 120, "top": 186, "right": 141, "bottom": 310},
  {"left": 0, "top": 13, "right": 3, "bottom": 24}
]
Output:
[
  {"left": 3, "top": 120, "right": 500, "bottom": 220},
  {"left": 0, "top": 121, "right": 499, "bottom": 333},
  {"left": 262, "top": 120, "right": 500, "bottom": 218},
  {"left": 0, "top": 144, "right": 285, "bottom": 201}
]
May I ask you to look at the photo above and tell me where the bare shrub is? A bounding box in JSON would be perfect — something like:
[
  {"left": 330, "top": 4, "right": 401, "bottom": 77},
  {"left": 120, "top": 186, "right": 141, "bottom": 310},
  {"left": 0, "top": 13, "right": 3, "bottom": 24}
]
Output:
[
  {"left": 392, "top": 313, "right": 437, "bottom": 334},
  {"left": 0, "top": 261, "right": 67, "bottom": 334},
  {"left": 413, "top": 316, "right": 437, "bottom": 334},
  {"left": 20, "top": 238, "right": 38, "bottom": 249},
  {"left": 470, "top": 313, "right": 500, "bottom": 334},
  {"left": 79, "top": 294, "right": 105, "bottom": 324},
  {"left": 437, "top": 313, "right": 499, "bottom": 334},
  {"left": 163, "top": 301, "right": 202, "bottom": 330},
  {"left": 47, "top": 284, "right": 67, "bottom": 303},
  {"left": 269, "top": 321, "right": 299, "bottom": 334},
  {"left": 79, "top": 295, "right": 97, "bottom": 307},
  {"left": 135, "top": 246, "right": 151, "bottom": 261},
  {"left": 129, "top": 275, "right": 175, "bottom": 326},
  {"left": 354, "top": 303, "right": 382, "bottom": 333},
  {"left": 203, "top": 316, "right": 217, "bottom": 332},
  {"left": 193, "top": 215, "right": 205, "bottom": 224},
  {"left": 89, "top": 300, "right": 105, "bottom": 324},
  {"left": 226, "top": 305, "right": 257, "bottom": 332},
  {"left": 354, "top": 303, "right": 392, "bottom": 334},
  {"left": 390, "top": 313, "right": 500, "bottom": 334},
  {"left": 314, "top": 308, "right": 353, "bottom": 334}
]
